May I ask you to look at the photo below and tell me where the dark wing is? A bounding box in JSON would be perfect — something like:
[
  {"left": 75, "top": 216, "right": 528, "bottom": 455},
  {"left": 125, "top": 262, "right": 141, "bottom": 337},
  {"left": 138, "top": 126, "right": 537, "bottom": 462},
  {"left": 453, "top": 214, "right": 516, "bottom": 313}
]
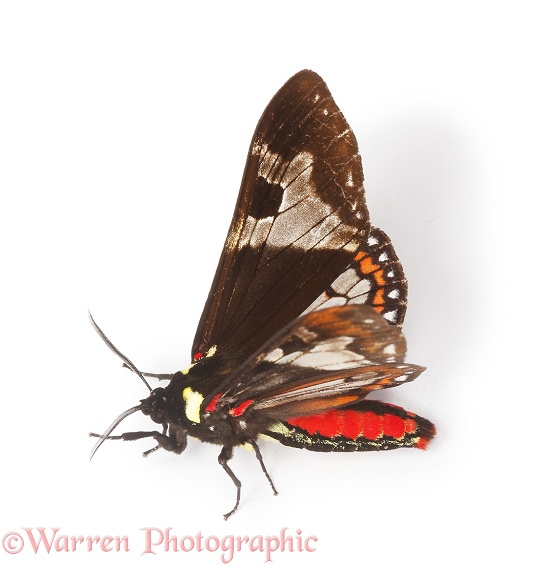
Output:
[
  {"left": 192, "top": 70, "right": 370, "bottom": 367},
  {"left": 201, "top": 304, "right": 424, "bottom": 421},
  {"left": 302, "top": 226, "right": 408, "bottom": 326}
]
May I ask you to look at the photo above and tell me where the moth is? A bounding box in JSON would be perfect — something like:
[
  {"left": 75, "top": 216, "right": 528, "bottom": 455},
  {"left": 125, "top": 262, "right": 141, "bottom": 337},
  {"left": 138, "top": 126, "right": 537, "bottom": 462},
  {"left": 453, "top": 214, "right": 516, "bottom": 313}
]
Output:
[{"left": 90, "top": 70, "right": 435, "bottom": 519}]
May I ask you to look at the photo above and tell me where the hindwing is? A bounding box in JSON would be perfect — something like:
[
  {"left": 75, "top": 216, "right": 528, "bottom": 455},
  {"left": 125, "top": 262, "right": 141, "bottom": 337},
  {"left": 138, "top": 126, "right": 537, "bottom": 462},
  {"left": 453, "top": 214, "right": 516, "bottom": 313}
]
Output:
[
  {"left": 302, "top": 226, "right": 408, "bottom": 325},
  {"left": 201, "top": 305, "right": 424, "bottom": 421}
]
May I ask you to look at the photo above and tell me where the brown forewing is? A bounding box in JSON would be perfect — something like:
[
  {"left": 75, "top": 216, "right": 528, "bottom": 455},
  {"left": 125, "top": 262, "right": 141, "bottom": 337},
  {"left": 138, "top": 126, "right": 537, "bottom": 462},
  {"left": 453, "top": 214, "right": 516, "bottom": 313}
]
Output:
[{"left": 192, "top": 70, "right": 370, "bottom": 364}]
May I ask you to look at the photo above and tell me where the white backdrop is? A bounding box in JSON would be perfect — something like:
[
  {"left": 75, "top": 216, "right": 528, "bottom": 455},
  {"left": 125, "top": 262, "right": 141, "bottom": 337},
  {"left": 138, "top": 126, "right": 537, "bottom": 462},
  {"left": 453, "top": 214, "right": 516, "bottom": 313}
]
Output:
[{"left": 1, "top": 2, "right": 540, "bottom": 564}]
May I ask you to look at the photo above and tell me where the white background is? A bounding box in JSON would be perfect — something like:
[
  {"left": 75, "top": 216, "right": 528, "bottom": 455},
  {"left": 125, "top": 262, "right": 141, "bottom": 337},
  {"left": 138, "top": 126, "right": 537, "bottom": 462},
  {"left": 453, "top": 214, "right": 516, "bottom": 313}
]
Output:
[{"left": 1, "top": 2, "right": 541, "bottom": 564}]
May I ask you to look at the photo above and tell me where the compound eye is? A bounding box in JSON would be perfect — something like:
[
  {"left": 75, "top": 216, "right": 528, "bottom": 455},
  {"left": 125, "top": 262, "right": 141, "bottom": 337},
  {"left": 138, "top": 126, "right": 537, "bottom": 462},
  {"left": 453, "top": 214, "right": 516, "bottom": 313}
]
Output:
[{"left": 149, "top": 407, "right": 165, "bottom": 424}]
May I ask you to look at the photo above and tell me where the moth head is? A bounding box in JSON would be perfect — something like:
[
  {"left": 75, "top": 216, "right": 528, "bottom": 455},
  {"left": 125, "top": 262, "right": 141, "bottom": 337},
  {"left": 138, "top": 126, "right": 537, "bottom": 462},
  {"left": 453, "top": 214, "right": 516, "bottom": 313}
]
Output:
[
  {"left": 140, "top": 387, "right": 168, "bottom": 424},
  {"left": 88, "top": 312, "right": 173, "bottom": 460}
]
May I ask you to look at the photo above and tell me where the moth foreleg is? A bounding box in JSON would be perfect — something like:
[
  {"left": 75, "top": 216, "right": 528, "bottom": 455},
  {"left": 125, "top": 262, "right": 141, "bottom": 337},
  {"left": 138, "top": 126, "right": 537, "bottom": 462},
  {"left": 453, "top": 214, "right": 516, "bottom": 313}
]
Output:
[{"left": 89, "top": 424, "right": 183, "bottom": 456}]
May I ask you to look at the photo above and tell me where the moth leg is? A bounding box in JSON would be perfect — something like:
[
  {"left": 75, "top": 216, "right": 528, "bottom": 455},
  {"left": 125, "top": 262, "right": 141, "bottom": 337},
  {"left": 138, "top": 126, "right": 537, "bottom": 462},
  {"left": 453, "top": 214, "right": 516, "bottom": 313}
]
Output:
[
  {"left": 218, "top": 446, "right": 241, "bottom": 521},
  {"left": 89, "top": 424, "right": 180, "bottom": 456},
  {"left": 248, "top": 439, "right": 278, "bottom": 496}
]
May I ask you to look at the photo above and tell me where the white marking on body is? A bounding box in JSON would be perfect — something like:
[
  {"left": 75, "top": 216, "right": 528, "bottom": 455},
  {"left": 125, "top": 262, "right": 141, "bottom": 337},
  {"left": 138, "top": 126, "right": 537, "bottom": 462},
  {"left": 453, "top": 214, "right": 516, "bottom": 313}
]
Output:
[
  {"left": 182, "top": 387, "right": 204, "bottom": 424},
  {"left": 383, "top": 344, "right": 396, "bottom": 355}
]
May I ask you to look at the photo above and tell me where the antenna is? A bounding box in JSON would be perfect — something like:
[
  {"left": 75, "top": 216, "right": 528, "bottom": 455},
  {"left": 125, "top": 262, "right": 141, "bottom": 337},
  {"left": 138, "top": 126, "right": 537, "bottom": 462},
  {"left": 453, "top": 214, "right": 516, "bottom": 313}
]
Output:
[
  {"left": 89, "top": 405, "right": 142, "bottom": 461},
  {"left": 88, "top": 311, "right": 152, "bottom": 392}
]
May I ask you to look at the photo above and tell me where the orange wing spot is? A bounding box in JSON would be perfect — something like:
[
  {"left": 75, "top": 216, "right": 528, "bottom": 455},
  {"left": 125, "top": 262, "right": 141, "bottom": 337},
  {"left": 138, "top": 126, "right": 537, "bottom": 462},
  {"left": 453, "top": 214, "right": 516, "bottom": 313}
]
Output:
[
  {"left": 374, "top": 269, "right": 386, "bottom": 286},
  {"left": 405, "top": 418, "right": 417, "bottom": 434},
  {"left": 354, "top": 251, "right": 367, "bottom": 262},
  {"left": 358, "top": 256, "right": 386, "bottom": 286},
  {"left": 359, "top": 256, "right": 377, "bottom": 275},
  {"left": 373, "top": 287, "right": 386, "bottom": 305}
]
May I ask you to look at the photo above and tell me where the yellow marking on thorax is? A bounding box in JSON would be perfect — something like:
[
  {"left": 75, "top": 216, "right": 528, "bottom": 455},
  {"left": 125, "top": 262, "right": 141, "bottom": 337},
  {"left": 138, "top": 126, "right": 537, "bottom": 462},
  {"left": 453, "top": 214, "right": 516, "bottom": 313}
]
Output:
[
  {"left": 181, "top": 363, "right": 195, "bottom": 375},
  {"left": 181, "top": 344, "right": 218, "bottom": 375},
  {"left": 182, "top": 387, "right": 204, "bottom": 424}
]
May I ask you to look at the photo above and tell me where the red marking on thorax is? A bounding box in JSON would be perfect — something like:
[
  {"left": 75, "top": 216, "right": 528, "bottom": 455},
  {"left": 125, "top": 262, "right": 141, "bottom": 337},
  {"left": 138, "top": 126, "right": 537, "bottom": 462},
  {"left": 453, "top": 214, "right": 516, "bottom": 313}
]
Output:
[
  {"left": 288, "top": 409, "right": 415, "bottom": 442},
  {"left": 230, "top": 400, "right": 254, "bottom": 417},
  {"left": 205, "top": 393, "right": 222, "bottom": 413}
]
